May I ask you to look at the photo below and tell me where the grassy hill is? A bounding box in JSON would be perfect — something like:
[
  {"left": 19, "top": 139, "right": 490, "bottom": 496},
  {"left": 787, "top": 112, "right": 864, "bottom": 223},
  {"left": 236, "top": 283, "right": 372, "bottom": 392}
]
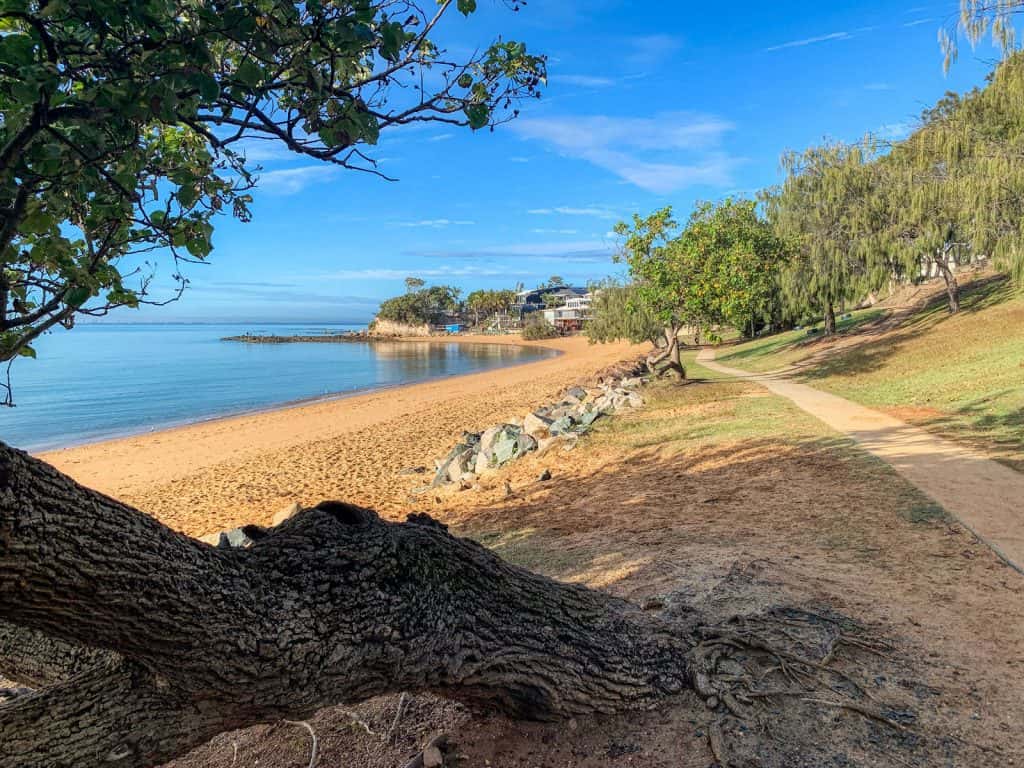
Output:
[{"left": 715, "top": 274, "right": 1024, "bottom": 472}]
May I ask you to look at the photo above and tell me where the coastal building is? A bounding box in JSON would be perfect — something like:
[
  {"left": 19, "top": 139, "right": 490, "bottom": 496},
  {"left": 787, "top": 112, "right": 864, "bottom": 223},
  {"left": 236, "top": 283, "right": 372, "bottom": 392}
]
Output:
[
  {"left": 539, "top": 290, "right": 593, "bottom": 332},
  {"left": 512, "top": 286, "right": 587, "bottom": 315}
]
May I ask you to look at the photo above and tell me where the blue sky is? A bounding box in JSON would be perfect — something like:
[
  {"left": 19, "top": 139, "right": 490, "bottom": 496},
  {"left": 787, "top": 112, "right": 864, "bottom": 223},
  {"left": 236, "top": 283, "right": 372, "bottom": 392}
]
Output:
[{"left": 138, "top": 0, "right": 1002, "bottom": 323}]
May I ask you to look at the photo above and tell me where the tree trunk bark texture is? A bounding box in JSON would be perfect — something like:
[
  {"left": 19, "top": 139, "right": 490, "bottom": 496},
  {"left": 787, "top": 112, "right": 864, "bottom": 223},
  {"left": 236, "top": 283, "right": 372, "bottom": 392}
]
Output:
[
  {"left": 0, "top": 441, "right": 693, "bottom": 767},
  {"left": 938, "top": 261, "right": 961, "bottom": 314},
  {"left": 824, "top": 303, "right": 836, "bottom": 335}
]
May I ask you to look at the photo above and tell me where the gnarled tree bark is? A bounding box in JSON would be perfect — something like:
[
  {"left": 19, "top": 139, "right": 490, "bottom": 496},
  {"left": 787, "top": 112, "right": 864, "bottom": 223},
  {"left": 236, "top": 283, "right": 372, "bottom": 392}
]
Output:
[{"left": 0, "top": 441, "right": 694, "bottom": 767}]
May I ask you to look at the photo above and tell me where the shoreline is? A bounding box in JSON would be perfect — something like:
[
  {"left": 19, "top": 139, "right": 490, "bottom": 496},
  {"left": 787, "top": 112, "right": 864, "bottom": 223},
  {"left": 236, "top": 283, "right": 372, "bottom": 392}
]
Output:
[
  {"left": 42, "top": 335, "right": 646, "bottom": 529},
  {"left": 28, "top": 335, "right": 560, "bottom": 455}
]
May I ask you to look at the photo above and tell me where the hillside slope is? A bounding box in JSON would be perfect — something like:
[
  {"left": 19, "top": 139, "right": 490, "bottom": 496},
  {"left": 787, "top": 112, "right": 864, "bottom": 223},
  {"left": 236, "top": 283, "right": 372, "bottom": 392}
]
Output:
[{"left": 717, "top": 274, "right": 1024, "bottom": 471}]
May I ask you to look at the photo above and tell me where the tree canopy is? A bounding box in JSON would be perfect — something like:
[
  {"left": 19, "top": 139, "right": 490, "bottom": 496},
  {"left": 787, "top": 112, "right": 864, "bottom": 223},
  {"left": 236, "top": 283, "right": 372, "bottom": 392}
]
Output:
[
  {"left": 0, "top": 0, "right": 545, "bottom": 380},
  {"left": 376, "top": 282, "right": 461, "bottom": 326},
  {"left": 584, "top": 278, "right": 662, "bottom": 346}
]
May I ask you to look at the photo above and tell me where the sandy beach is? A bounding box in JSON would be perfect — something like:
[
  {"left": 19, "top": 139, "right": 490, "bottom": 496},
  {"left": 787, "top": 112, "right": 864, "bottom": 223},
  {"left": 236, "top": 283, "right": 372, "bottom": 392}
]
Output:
[{"left": 41, "top": 334, "right": 645, "bottom": 536}]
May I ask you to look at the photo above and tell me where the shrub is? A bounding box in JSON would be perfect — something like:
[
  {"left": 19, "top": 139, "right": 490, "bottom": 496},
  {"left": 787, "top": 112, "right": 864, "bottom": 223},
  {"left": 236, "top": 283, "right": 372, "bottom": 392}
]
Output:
[{"left": 522, "top": 314, "right": 559, "bottom": 340}]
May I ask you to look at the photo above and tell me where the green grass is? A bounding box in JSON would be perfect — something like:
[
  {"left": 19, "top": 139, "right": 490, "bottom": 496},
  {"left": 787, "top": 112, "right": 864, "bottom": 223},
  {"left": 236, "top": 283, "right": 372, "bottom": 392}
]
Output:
[
  {"left": 715, "top": 308, "right": 885, "bottom": 372},
  {"left": 716, "top": 277, "right": 1024, "bottom": 470},
  {"left": 599, "top": 350, "right": 849, "bottom": 450}
]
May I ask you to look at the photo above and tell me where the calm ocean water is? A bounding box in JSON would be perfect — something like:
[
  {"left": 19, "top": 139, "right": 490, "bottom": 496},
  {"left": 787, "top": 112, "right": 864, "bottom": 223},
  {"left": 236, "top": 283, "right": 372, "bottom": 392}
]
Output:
[{"left": 0, "top": 324, "right": 557, "bottom": 452}]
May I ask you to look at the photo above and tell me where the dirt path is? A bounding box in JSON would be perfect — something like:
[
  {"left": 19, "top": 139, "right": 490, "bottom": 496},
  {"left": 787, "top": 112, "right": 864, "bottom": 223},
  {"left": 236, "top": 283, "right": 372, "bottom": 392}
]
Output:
[{"left": 698, "top": 347, "right": 1024, "bottom": 574}]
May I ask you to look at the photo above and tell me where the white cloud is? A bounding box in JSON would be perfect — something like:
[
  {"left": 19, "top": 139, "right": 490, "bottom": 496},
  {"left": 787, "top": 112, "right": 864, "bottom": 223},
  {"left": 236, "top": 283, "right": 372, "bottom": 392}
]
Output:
[
  {"left": 765, "top": 31, "right": 852, "bottom": 52},
  {"left": 531, "top": 228, "right": 580, "bottom": 235},
  {"left": 527, "top": 206, "right": 619, "bottom": 219},
  {"left": 512, "top": 113, "right": 738, "bottom": 194},
  {"left": 396, "top": 219, "right": 475, "bottom": 228},
  {"left": 903, "top": 17, "right": 935, "bottom": 27},
  {"left": 509, "top": 156, "right": 531, "bottom": 163},
  {"left": 624, "top": 34, "right": 682, "bottom": 69},
  {"left": 257, "top": 166, "right": 340, "bottom": 195},
  {"left": 558, "top": 74, "right": 617, "bottom": 88},
  {"left": 426, "top": 133, "right": 455, "bottom": 142}
]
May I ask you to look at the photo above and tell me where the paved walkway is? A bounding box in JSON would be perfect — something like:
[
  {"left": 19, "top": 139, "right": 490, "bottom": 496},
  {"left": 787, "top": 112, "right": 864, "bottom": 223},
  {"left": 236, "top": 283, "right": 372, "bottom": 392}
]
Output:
[{"left": 698, "top": 348, "right": 1024, "bottom": 574}]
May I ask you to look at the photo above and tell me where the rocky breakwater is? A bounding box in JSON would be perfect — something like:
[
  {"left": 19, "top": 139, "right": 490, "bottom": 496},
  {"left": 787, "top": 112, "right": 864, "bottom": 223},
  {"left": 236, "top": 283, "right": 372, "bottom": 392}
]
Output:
[{"left": 422, "top": 372, "right": 647, "bottom": 491}]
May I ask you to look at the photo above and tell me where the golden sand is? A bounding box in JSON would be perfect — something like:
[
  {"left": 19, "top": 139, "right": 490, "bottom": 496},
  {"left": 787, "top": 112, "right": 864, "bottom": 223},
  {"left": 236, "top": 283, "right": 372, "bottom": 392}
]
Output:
[{"left": 41, "top": 334, "right": 644, "bottom": 536}]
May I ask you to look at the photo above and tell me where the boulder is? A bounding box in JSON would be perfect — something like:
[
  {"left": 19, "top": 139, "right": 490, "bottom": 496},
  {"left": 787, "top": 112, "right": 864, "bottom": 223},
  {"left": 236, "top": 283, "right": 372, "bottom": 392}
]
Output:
[
  {"left": 538, "top": 468, "right": 552, "bottom": 482},
  {"left": 566, "top": 385, "right": 588, "bottom": 401},
  {"left": 625, "top": 392, "right": 644, "bottom": 409},
  {"left": 535, "top": 433, "right": 578, "bottom": 457},
  {"left": 474, "top": 450, "right": 492, "bottom": 474},
  {"left": 272, "top": 501, "right": 302, "bottom": 526},
  {"left": 548, "top": 415, "right": 575, "bottom": 436},
  {"left": 198, "top": 532, "right": 222, "bottom": 546},
  {"left": 535, "top": 436, "right": 561, "bottom": 458},
  {"left": 522, "top": 411, "right": 553, "bottom": 437},
  {"left": 492, "top": 430, "right": 520, "bottom": 465},
  {"left": 579, "top": 408, "right": 602, "bottom": 428},
  {"left": 517, "top": 432, "right": 538, "bottom": 454},
  {"left": 432, "top": 441, "right": 475, "bottom": 487},
  {"left": 546, "top": 405, "right": 574, "bottom": 421},
  {"left": 220, "top": 528, "right": 254, "bottom": 548},
  {"left": 445, "top": 447, "right": 476, "bottom": 483},
  {"left": 478, "top": 425, "right": 504, "bottom": 456},
  {"left": 620, "top": 376, "right": 642, "bottom": 388}
]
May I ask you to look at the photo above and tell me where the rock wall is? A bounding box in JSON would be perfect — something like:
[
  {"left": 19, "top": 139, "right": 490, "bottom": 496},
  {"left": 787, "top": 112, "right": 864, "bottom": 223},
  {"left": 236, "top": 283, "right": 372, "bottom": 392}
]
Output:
[{"left": 369, "top": 318, "right": 431, "bottom": 337}]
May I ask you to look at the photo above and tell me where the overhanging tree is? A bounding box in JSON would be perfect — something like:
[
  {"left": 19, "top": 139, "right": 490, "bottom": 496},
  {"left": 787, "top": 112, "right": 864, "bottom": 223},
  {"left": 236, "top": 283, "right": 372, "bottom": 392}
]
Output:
[{"left": 0, "top": 0, "right": 545, "bottom": 397}]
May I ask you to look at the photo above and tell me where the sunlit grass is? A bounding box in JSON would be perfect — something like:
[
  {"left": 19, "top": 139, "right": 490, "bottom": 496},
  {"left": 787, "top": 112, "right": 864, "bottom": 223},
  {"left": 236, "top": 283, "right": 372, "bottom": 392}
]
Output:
[
  {"left": 714, "top": 277, "right": 1024, "bottom": 470},
  {"left": 715, "top": 308, "right": 885, "bottom": 373}
]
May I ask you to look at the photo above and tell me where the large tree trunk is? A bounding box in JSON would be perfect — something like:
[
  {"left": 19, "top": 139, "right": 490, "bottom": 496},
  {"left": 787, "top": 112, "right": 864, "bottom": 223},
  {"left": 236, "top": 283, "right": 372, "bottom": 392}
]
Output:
[{"left": 0, "top": 442, "right": 693, "bottom": 768}]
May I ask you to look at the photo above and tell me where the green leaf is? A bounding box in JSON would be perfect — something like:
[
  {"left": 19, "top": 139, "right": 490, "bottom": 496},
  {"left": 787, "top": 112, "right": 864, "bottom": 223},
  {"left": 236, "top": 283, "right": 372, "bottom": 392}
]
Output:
[
  {"left": 235, "top": 58, "right": 263, "bottom": 86},
  {"left": 465, "top": 103, "right": 489, "bottom": 130},
  {"left": 457, "top": 0, "right": 477, "bottom": 15},
  {"left": 194, "top": 73, "right": 220, "bottom": 102},
  {"left": 17, "top": 345, "right": 36, "bottom": 359},
  {"left": 65, "top": 287, "right": 91, "bottom": 308},
  {"left": 177, "top": 185, "right": 198, "bottom": 207},
  {"left": 379, "top": 22, "right": 404, "bottom": 62}
]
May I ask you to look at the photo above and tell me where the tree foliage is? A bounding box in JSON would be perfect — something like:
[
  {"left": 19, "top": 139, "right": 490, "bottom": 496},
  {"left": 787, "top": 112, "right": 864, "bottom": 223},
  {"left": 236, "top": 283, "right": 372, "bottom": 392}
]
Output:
[
  {"left": 585, "top": 279, "right": 661, "bottom": 345},
  {"left": 521, "top": 312, "right": 557, "bottom": 340},
  {"left": 376, "top": 282, "right": 460, "bottom": 326},
  {"left": 0, "top": 0, "right": 545, "bottom": 379},
  {"left": 616, "top": 199, "right": 786, "bottom": 340},
  {"left": 464, "top": 288, "right": 514, "bottom": 325},
  {"left": 942, "top": 0, "right": 1023, "bottom": 69},
  {"left": 764, "top": 141, "right": 877, "bottom": 333}
]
